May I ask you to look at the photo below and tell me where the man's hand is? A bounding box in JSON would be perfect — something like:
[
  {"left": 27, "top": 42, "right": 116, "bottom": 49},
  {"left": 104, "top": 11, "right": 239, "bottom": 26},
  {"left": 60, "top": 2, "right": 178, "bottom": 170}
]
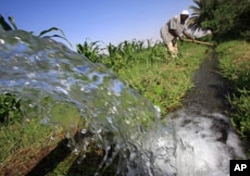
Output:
[{"left": 183, "top": 31, "right": 195, "bottom": 42}]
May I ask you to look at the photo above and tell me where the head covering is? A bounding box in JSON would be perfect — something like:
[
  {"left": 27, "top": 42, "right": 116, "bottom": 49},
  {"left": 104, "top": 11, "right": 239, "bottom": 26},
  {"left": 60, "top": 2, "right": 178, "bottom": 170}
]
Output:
[{"left": 181, "top": 10, "right": 189, "bottom": 16}]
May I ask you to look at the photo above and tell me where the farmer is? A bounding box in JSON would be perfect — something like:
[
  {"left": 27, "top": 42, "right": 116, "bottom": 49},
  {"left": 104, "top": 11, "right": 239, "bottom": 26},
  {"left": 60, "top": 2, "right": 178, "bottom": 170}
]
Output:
[{"left": 160, "top": 10, "right": 194, "bottom": 58}]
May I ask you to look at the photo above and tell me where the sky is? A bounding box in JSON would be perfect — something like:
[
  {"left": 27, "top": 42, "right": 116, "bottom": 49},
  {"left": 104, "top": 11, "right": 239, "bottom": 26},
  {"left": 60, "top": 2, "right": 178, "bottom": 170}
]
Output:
[{"left": 0, "top": 0, "right": 196, "bottom": 50}]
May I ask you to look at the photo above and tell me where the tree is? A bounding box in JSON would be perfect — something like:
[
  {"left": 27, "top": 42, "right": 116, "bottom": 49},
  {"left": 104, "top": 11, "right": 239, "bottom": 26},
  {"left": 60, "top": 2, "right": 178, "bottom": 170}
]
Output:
[
  {"left": 188, "top": 0, "right": 250, "bottom": 41},
  {"left": 188, "top": 0, "right": 217, "bottom": 33},
  {"left": 188, "top": 0, "right": 204, "bottom": 33}
]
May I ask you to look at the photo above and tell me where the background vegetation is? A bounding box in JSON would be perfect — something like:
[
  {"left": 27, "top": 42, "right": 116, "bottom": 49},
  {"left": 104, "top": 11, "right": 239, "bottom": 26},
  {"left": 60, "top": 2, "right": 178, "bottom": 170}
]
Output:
[{"left": 188, "top": 0, "right": 250, "bottom": 41}]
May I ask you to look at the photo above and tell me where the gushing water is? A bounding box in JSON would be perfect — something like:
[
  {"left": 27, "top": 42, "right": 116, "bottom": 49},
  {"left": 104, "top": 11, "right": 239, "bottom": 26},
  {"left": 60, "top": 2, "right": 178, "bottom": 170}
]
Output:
[
  {"left": 127, "top": 111, "right": 246, "bottom": 176},
  {"left": 0, "top": 30, "right": 246, "bottom": 175}
]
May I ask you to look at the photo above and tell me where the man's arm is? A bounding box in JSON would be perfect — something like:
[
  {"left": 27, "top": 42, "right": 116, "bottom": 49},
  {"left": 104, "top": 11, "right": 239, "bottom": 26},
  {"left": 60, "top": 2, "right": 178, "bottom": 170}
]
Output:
[
  {"left": 169, "top": 29, "right": 185, "bottom": 41},
  {"left": 183, "top": 31, "right": 195, "bottom": 41}
]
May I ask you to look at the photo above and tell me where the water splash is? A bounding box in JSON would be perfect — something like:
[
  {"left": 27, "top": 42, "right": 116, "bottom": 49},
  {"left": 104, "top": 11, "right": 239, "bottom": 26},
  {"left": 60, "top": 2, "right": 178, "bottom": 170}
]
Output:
[
  {"left": 0, "top": 30, "right": 246, "bottom": 176},
  {"left": 124, "top": 110, "right": 246, "bottom": 176},
  {"left": 0, "top": 29, "right": 159, "bottom": 170}
]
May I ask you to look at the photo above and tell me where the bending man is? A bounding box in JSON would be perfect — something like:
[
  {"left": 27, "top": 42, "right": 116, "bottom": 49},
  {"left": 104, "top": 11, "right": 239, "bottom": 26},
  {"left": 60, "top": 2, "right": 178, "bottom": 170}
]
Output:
[{"left": 160, "top": 10, "right": 194, "bottom": 58}]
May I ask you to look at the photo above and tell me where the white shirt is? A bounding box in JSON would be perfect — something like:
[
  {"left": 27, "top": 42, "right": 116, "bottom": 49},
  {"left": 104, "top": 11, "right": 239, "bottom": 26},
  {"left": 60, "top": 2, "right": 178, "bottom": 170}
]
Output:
[{"left": 160, "top": 15, "right": 188, "bottom": 43}]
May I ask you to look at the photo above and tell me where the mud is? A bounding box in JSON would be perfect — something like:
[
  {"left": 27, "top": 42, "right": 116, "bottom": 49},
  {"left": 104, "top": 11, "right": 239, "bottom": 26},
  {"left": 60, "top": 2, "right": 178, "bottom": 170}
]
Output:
[{"left": 183, "top": 50, "right": 232, "bottom": 115}]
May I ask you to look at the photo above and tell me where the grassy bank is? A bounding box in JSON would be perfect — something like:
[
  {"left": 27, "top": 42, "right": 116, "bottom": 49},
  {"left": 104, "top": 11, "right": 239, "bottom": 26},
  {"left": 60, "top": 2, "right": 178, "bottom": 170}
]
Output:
[{"left": 216, "top": 40, "right": 250, "bottom": 157}]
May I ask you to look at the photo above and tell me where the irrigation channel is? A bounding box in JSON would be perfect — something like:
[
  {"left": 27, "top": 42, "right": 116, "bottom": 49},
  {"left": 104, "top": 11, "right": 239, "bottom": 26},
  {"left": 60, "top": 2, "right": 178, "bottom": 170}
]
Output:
[{"left": 0, "top": 30, "right": 247, "bottom": 176}]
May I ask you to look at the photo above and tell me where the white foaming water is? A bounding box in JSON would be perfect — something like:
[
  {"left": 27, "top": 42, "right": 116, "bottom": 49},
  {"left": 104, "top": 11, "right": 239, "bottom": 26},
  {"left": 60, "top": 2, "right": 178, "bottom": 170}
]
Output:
[{"left": 125, "top": 110, "right": 246, "bottom": 176}]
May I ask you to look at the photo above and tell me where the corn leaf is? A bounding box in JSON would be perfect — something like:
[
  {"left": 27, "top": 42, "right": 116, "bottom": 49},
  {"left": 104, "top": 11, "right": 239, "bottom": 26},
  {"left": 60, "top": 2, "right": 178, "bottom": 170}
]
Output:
[{"left": 7, "top": 16, "right": 18, "bottom": 30}]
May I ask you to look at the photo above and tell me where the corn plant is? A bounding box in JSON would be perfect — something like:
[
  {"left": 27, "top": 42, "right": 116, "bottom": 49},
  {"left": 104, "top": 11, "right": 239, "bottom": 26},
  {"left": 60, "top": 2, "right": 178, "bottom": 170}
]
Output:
[
  {"left": 0, "top": 15, "right": 18, "bottom": 31},
  {"left": 147, "top": 41, "right": 167, "bottom": 65},
  {"left": 118, "top": 40, "right": 134, "bottom": 64},
  {"left": 130, "top": 39, "right": 144, "bottom": 51},
  {"left": 38, "top": 27, "right": 73, "bottom": 48},
  {"left": 76, "top": 38, "right": 104, "bottom": 63},
  {"left": 105, "top": 43, "right": 125, "bottom": 72},
  {"left": 104, "top": 40, "right": 148, "bottom": 72},
  {"left": 0, "top": 14, "right": 72, "bottom": 47}
]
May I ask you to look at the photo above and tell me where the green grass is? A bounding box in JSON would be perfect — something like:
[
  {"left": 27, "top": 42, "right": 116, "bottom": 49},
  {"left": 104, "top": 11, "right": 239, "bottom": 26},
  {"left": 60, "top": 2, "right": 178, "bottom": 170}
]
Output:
[
  {"left": 118, "top": 42, "right": 207, "bottom": 114},
  {"left": 0, "top": 117, "right": 65, "bottom": 175}
]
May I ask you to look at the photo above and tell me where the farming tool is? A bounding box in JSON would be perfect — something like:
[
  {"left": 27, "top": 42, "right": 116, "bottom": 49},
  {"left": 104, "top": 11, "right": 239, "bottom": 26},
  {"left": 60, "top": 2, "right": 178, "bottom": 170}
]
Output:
[{"left": 184, "top": 38, "right": 214, "bottom": 47}]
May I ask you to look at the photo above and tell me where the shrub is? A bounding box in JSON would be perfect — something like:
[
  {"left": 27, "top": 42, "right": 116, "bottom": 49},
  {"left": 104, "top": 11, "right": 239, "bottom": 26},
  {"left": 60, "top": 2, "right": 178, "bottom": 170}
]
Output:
[{"left": 0, "top": 93, "right": 22, "bottom": 125}]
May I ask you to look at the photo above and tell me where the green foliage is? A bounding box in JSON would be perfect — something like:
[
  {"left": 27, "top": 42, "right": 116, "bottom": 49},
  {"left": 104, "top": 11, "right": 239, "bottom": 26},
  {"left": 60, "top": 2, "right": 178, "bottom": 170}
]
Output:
[
  {"left": 38, "top": 27, "right": 73, "bottom": 48},
  {"left": 0, "top": 93, "right": 22, "bottom": 125},
  {"left": 216, "top": 41, "right": 250, "bottom": 89},
  {"left": 7, "top": 16, "right": 18, "bottom": 30},
  {"left": 0, "top": 116, "right": 60, "bottom": 166},
  {"left": 189, "top": 0, "right": 250, "bottom": 41},
  {"left": 229, "top": 89, "right": 250, "bottom": 138},
  {"left": 76, "top": 38, "right": 104, "bottom": 62},
  {"left": 216, "top": 40, "right": 250, "bottom": 138},
  {"left": 77, "top": 39, "right": 167, "bottom": 73},
  {"left": 105, "top": 42, "right": 123, "bottom": 72},
  {"left": 0, "top": 14, "right": 72, "bottom": 47},
  {"left": 188, "top": 0, "right": 217, "bottom": 32},
  {"left": 0, "top": 15, "right": 17, "bottom": 31}
]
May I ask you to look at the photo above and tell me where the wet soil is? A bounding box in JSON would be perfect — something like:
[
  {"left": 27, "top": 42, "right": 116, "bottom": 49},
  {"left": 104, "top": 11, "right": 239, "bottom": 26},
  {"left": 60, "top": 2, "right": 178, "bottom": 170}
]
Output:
[{"left": 182, "top": 50, "right": 232, "bottom": 115}]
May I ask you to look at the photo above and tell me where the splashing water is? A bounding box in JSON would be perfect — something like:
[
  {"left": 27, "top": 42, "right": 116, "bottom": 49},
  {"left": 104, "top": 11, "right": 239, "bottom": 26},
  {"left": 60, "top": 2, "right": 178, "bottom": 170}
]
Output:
[
  {"left": 0, "top": 30, "right": 246, "bottom": 176},
  {"left": 0, "top": 30, "right": 160, "bottom": 174},
  {"left": 127, "top": 110, "right": 246, "bottom": 176}
]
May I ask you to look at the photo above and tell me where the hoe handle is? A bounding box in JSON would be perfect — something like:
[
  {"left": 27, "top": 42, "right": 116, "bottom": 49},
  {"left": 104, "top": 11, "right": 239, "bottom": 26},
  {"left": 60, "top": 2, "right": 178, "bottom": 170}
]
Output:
[{"left": 184, "top": 38, "right": 214, "bottom": 47}]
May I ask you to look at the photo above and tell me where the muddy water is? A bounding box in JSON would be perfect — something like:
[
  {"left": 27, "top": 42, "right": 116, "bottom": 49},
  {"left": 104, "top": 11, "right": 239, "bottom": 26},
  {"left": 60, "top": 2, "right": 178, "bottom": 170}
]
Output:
[{"left": 183, "top": 51, "right": 231, "bottom": 114}]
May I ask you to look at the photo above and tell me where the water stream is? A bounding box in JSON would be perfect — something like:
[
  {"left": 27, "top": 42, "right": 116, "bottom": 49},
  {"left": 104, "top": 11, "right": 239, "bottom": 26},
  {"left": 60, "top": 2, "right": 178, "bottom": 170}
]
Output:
[{"left": 0, "top": 30, "right": 246, "bottom": 176}]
